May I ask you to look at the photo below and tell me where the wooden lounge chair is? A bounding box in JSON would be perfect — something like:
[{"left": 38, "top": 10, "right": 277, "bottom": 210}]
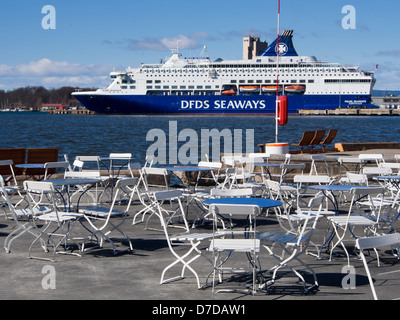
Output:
[
  {"left": 309, "top": 130, "right": 326, "bottom": 152},
  {"left": 0, "top": 148, "right": 26, "bottom": 176},
  {"left": 291, "top": 131, "right": 315, "bottom": 153},
  {"left": 319, "top": 129, "right": 338, "bottom": 152},
  {"left": 26, "top": 148, "right": 59, "bottom": 176}
]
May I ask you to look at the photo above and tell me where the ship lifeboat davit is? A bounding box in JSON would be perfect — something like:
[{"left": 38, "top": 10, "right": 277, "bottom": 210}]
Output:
[
  {"left": 262, "top": 85, "right": 282, "bottom": 93},
  {"left": 239, "top": 86, "right": 259, "bottom": 93},
  {"left": 221, "top": 89, "right": 236, "bottom": 96},
  {"left": 284, "top": 85, "right": 305, "bottom": 94}
]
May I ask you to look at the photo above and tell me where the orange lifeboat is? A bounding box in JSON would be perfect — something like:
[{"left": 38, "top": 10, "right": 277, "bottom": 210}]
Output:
[
  {"left": 221, "top": 89, "right": 236, "bottom": 96},
  {"left": 262, "top": 85, "right": 282, "bottom": 93},
  {"left": 239, "top": 86, "right": 259, "bottom": 93},
  {"left": 284, "top": 85, "right": 305, "bottom": 93}
]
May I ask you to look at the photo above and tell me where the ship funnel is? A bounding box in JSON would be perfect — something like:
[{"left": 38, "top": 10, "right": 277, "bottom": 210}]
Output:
[{"left": 259, "top": 30, "right": 298, "bottom": 57}]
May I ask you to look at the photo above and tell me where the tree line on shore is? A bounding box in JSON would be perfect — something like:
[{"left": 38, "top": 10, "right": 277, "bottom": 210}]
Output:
[{"left": 0, "top": 86, "right": 94, "bottom": 109}]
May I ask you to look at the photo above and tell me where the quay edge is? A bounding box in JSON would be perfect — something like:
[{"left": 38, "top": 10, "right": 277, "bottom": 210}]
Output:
[{"left": 298, "top": 108, "right": 400, "bottom": 116}]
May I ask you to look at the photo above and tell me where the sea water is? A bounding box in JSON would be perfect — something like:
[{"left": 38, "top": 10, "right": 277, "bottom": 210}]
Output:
[{"left": 0, "top": 112, "right": 399, "bottom": 166}]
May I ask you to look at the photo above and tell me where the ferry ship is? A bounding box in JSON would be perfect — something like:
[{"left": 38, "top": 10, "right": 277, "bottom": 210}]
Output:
[{"left": 72, "top": 30, "right": 376, "bottom": 115}]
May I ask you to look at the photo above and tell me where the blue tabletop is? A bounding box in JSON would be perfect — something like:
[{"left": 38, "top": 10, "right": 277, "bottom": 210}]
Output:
[
  {"left": 203, "top": 197, "right": 282, "bottom": 208},
  {"left": 309, "top": 184, "right": 371, "bottom": 192},
  {"left": 254, "top": 163, "right": 281, "bottom": 167},
  {"left": 165, "top": 166, "right": 214, "bottom": 172},
  {"left": 16, "top": 163, "right": 45, "bottom": 169},
  {"left": 374, "top": 175, "right": 400, "bottom": 180},
  {"left": 46, "top": 178, "right": 103, "bottom": 186}
]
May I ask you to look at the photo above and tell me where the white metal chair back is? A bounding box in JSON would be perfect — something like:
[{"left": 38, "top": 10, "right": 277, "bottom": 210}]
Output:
[
  {"left": 362, "top": 166, "right": 392, "bottom": 176},
  {"left": 210, "top": 188, "right": 254, "bottom": 198},
  {"left": 356, "top": 233, "right": 400, "bottom": 300},
  {"left": 197, "top": 161, "right": 223, "bottom": 187},
  {"left": 345, "top": 172, "right": 369, "bottom": 185},
  {"left": 359, "top": 153, "right": 385, "bottom": 165},
  {"left": 75, "top": 156, "right": 102, "bottom": 171},
  {"left": 142, "top": 167, "right": 169, "bottom": 191},
  {"left": 44, "top": 161, "right": 69, "bottom": 180}
]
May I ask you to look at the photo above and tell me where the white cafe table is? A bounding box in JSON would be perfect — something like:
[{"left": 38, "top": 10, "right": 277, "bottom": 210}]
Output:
[{"left": 16, "top": 163, "right": 47, "bottom": 180}]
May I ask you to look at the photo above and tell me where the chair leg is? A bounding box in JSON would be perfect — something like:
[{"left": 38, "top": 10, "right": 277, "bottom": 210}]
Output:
[{"left": 161, "top": 246, "right": 202, "bottom": 289}]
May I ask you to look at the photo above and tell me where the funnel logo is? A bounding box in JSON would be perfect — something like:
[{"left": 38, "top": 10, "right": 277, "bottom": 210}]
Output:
[{"left": 275, "top": 43, "right": 288, "bottom": 56}]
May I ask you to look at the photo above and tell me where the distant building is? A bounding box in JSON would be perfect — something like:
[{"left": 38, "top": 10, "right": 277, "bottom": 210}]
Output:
[
  {"left": 372, "top": 95, "right": 400, "bottom": 109},
  {"left": 41, "top": 104, "right": 68, "bottom": 110},
  {"left": 243, "top": 36, "right": 268, "bottom": 60}
]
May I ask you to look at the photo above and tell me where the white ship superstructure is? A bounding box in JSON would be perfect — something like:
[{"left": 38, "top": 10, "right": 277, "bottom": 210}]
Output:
[{"left": 73, "top": 30, "right": 376, "bottom": 114}]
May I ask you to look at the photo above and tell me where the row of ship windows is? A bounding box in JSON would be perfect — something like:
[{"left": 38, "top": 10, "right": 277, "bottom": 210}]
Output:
[
  {"left": 140, "top": 67, "right": 345, "bottom": 73},
  {"left": 143, "top": 79, "right": 313, "bottom": 84}
]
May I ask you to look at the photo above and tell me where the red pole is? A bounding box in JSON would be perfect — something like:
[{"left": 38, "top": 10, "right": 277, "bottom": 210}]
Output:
[{"left": 275, "top": 0, "right": 281, "bottom": 142}]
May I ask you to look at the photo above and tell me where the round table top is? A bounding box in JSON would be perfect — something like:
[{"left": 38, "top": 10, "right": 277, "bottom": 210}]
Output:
[
  {"left": 165, "top": 166, "right": 215, "bottom": 172},
  {"left": 203, "top": 197, "right": 282, "bottom": 208}
]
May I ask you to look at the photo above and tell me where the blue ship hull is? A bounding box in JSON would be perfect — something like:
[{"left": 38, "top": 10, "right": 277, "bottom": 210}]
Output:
[{"left": 74, "top": 93, "right": 374, "bottom": 115}]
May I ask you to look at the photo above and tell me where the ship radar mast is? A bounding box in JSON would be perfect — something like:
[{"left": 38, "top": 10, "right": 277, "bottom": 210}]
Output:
[{"left": 171, "top": 40, "right": 181, "bottom": 56}]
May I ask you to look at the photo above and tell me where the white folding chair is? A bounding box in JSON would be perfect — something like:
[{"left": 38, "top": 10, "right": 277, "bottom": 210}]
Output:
[
  {"left": 0, "top": 160, "right": 24, "bottom": 209},
  {"left": 79, "top": 178, "right": 138, "bottom": 254},
  {"left": 195, "top": 161, "right": 223, "bottom": 188},
  {"left": 25, "top": 181, "right": 84, "bottom": 262},
  {"left": 259, "top": 195, "right": 324, "bottom": 294},
  {"left": 309, "top": 154, "right": 330, "bottom": 176},
  {"left": 208, "top": 204, "right": 261, "bottom": 294},
  {"left": 1, "top": 175, "right": 48, "bottom": 254},
  {"left": 153, "top": 190, "right": 214, "bottom": 289},
  {"left": 328, "top": 187, "right": 385, "bottom": 265},
  {"left": 356, "top": 233, "right": 400, "bottom": 300},
  {"left": 108, "top": 153, "right": 132, "bottom": 179},
  {"left": 131, "top": 167, "right": 171, "bottom": 226},
  {"left": 264, "top": 179, "right": 296, "bottom": 232},
  {"left": 293, "top": 175, "right": 334, "bottom": 216}
]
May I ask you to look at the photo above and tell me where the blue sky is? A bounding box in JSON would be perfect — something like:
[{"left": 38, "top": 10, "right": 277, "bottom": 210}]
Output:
[{"left": 0, "top": 0, "right": 399, "bottom": 90}]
